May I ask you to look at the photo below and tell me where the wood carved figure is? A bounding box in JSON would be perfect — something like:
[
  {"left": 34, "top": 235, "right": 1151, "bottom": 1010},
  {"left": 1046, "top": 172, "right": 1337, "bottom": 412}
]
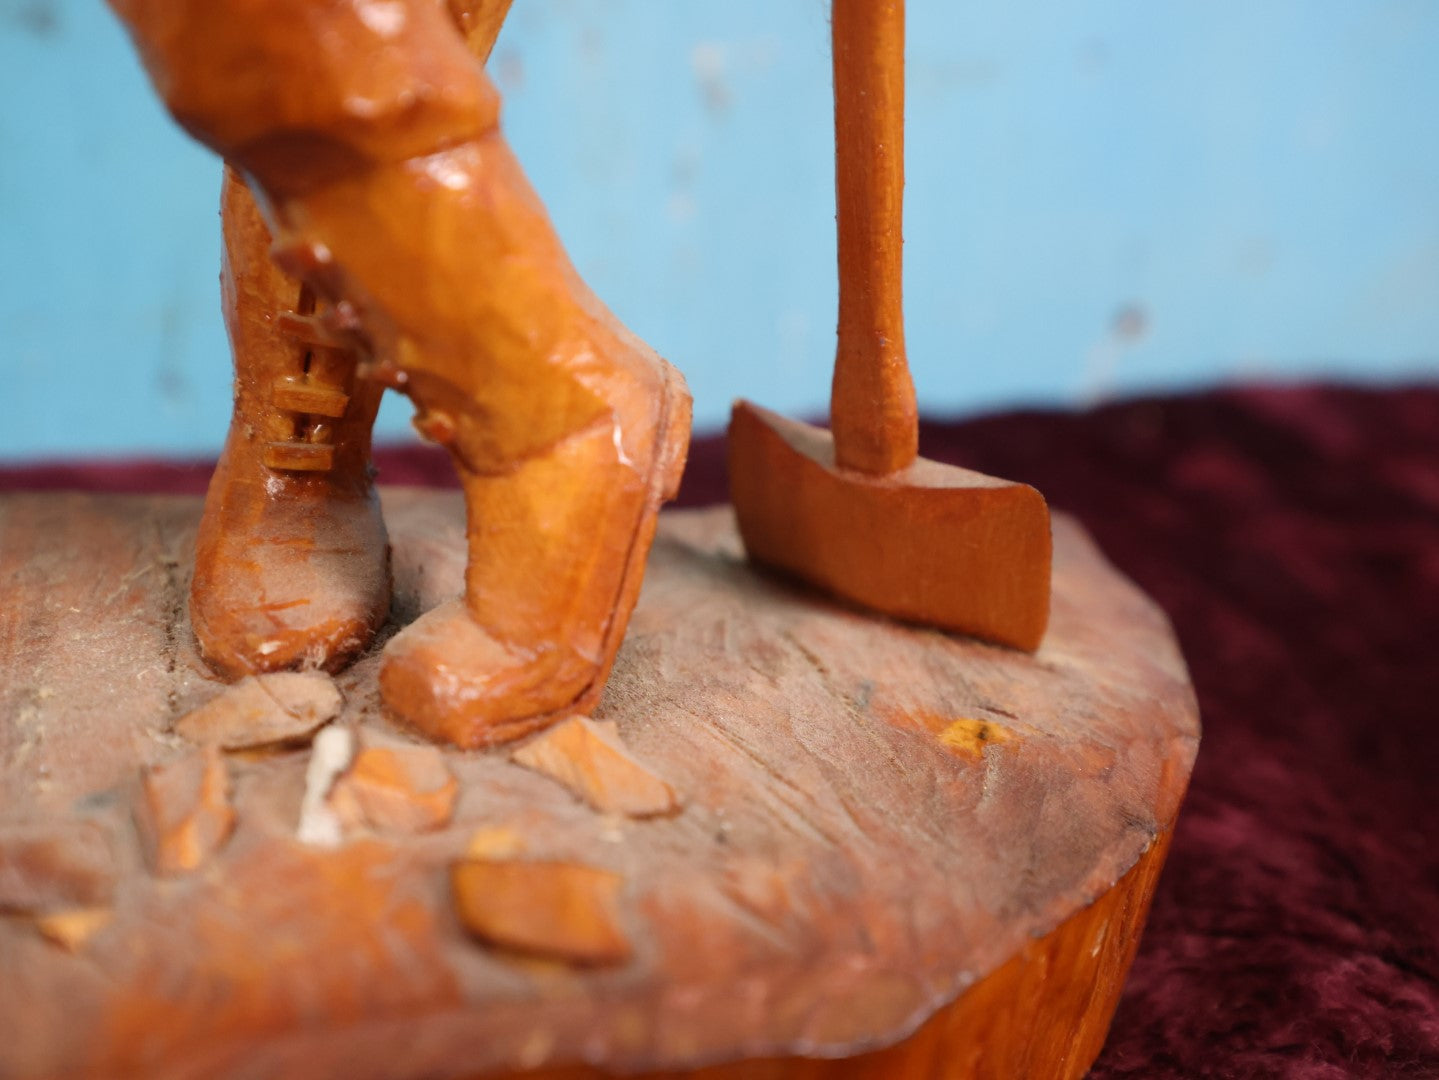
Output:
[
  {"left": 107, "top": 0, "right": 692, "bottom": 749},
  {"left": 0, "top": 3, "right": 1201, "bottom": 1075}
]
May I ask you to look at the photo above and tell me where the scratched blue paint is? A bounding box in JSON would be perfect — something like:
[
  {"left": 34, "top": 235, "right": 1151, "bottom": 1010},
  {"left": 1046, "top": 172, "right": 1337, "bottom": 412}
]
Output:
[{"left": 0, "top": 0, "right": 1435, "bottom": 460}]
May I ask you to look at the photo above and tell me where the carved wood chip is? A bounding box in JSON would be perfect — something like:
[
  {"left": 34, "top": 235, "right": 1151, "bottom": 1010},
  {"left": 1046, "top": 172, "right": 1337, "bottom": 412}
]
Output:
[
  {"left": 330, "top": 743, "right": 458, "bottom": 834},
  {"left": 511, "top": 716, "right": 680, "bottom": 818},
  {"left": 451, "top": 859, "right": 631, "bottom": 966},
  {"left": 32, "top": 907, "right": 113, "bottom": 952},
  {"left": 175, "top": 672, "right": 342, "bottom": 750},
  {"left": 138, "top": 746, "right": 236, "bottom": 876}
]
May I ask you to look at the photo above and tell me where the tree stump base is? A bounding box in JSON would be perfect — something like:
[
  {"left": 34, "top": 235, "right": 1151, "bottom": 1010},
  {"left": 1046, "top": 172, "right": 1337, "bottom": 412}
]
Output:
[{"left": 0, "top": 490, "right": 1199, "bottom": 1080}]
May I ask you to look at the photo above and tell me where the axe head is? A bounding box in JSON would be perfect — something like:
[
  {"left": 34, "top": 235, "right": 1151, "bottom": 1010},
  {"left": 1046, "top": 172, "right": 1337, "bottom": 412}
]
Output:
[{"left": 728, "top": 401, "right": 1052, "bottom": 651}]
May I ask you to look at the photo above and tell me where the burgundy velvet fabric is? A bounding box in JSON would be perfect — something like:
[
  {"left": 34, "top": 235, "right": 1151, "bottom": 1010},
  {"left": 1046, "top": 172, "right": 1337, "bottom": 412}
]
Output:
[{"left": 3, "top": 383, "right": 1435, "bottom": 1078}]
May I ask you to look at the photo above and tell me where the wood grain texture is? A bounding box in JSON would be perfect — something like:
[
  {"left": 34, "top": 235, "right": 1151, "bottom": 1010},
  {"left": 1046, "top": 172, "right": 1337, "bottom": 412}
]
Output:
[
  {"left": 508, "top": 831, "right": 1173, "bottom": 1080},
  {"left": 830, "top": 0, "right": 917, "bottom": 473},
  {"left": 0, "top": 491, "right": 1198, "bottom": 1079}
]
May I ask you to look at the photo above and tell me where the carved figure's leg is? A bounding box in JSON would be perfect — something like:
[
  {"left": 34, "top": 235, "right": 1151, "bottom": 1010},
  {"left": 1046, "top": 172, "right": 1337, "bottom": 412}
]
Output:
[
  {"left": 109, "top": 0, "right": 690, "bottom": 746},
  {"left": 188, "top": 1, "right": 513, "bottom": 678},
  {"left": 292, "top": 126, "right": 691, "bottom": 749},
  {"left": 190, "top": 168, "right": 388, "bottom": 676}
]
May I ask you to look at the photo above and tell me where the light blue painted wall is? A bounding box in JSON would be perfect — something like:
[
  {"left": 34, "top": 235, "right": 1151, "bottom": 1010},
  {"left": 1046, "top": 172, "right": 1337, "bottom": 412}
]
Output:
[{"left": 1, "top": 0, "right": 1436, "bottom": 461}]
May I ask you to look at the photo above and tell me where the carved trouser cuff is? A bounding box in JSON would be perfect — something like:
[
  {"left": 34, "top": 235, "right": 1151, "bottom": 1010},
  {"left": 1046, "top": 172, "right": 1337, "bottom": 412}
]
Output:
[{"left": 109, "top": 0, "right": 503, "bottom": 194}]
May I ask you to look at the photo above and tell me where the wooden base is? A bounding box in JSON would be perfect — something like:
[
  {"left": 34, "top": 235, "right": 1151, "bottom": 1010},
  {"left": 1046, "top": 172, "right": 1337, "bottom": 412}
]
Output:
[
  {"left": 0, "top": 491, "right": 1199, "bottom": 1079},
  {"left": 517, "top": 830, "right": 1173, "bottom": 1080}
]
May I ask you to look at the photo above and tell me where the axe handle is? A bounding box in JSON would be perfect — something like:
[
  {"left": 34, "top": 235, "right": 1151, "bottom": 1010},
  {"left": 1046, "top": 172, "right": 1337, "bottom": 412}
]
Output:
[{"left": 831, "top": 0, "right": 918, "bottom": 476}]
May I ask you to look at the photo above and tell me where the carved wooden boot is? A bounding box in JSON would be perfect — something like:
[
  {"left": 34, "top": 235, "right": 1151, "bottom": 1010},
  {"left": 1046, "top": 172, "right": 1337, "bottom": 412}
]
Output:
[
  {"left": 248, "top": 58, "right": 693, "bottom": 745},
  {"left": 189, "top": 169, "right": 389, "bottom": 677},
  {"left": 254, "top": 80, "right": 695, "bottom": 745},
  {"left": 376, "top": 349, "right": 691, "bottom": 748}
]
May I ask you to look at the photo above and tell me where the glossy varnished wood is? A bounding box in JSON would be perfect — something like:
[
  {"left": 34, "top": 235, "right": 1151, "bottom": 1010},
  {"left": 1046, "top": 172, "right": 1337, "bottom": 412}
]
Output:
[{"left": 730, "top": 403, "right": 1052, "bottom": 651}]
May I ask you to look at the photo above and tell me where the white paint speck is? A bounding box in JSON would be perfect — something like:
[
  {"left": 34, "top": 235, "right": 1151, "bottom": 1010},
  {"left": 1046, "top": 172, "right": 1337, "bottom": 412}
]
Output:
[{"left": 297, "top": 725, "right": 355, "bottom": 847}]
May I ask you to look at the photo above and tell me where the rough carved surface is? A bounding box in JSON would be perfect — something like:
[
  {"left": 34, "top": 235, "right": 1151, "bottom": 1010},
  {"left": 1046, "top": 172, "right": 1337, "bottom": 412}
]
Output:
[
  {"left": 332, "top": 740, "right": 459, "bottom": 834},
  {"left": 0, "top": 490, "right": 1197, "bottom": 1079},
  {"left": 511, "top": 716, "right": 680, "bottom": 818},
  {"left": 137, "top": 746, "right": 236, "bottom": 875},
  {"left": 175, "top": 672, "right": 342, "bottom": 749}
]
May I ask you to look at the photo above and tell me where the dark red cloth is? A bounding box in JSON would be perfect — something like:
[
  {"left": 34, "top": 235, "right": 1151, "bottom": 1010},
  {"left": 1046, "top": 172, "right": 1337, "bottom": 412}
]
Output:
[{"left": 4, "top": 383, "right": 1436, "bottom": 1078}]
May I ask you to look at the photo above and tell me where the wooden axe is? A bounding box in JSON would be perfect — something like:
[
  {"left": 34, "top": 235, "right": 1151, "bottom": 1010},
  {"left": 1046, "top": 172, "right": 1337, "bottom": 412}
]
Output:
[{"left": 728, "top": 0, "right": 1051, "bottom": 651}]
